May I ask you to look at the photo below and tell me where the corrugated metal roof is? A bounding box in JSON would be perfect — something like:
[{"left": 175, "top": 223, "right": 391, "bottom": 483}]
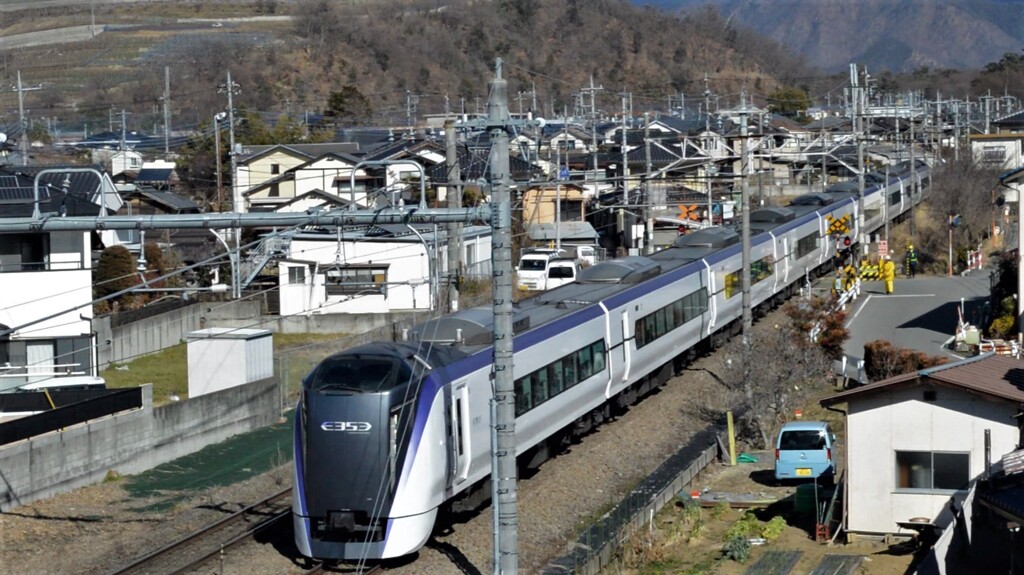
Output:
[
  {"left": 138, "top": 189, "right": 200, "bottom": 212},
  {"left": 821, "top": 354, "right": 1024, "bottom": 406}
]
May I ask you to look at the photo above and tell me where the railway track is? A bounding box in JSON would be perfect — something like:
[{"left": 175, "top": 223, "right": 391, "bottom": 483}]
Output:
[{"left": 108, "top": 487, "right": 296, "bottom": 575}]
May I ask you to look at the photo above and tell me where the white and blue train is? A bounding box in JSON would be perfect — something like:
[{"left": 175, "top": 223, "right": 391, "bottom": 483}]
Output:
[{"left": 292, "top": 160, "right": 930, "bottom": 561}]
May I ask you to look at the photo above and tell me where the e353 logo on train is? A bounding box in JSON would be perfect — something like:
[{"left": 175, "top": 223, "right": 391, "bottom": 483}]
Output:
[{"left": 320, "top": 421, "right": 373, "bottom": 432}]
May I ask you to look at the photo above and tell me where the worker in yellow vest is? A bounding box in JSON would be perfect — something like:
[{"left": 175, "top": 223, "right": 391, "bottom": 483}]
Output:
[{"left": 881, "top": 256, "right": 896, "bottom": 294}]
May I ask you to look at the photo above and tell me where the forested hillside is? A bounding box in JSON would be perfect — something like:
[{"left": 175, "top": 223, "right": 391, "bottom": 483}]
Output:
[
  {"left": 282, "top": 0, "right": 805, "bottom": 122},
  {"left": 0, "top": 0, "right": 808, "bottom": 131}
]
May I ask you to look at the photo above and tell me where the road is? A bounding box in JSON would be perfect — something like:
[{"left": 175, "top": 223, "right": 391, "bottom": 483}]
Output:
[{"left": 839, "top": 270, "right": 991, "bottom": 374}]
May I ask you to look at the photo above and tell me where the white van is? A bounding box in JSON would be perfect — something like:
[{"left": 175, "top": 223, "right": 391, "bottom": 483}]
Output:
[{"left": 516, "top": 249, "right": 582, "bottom": 291}]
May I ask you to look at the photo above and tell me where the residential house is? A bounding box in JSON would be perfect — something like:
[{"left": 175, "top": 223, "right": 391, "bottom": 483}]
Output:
[
  {"left": 970, "top": 110, "right": 1024, "bottom": 170},
  {"left": 820, "top": 354, "right": 1024, "bottom": 541},
  {"left": 276, "top": 224, "right": 492, "bottom": 315},
  {"left": 0, "top": 168, "right": 112, "bottom": 392},
  {"left": 243, "top": 152, "right": 374, "bottom": 212},
  {"left": 116, "top": 186, "right": 201, "bottom": 247},
  {"left": 234, "top": 143, "right": 362, "bottom": 212},
  {"left": 917, "top": 447, "right": 1024, "bottom": 575},
  {"left": 521, "top": 182, "right": 588, "bottom": 226}
]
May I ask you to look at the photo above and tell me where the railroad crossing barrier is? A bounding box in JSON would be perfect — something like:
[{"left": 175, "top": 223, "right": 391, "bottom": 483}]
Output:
[
  {"left": 859, "top": 261, "right": 880, "bottom": 280},
  {"left": 810, "top": 279, "right": 860, "bottom": 343},
  {"left": 962, "top": 247, "right": 983, "bottom": 275}
]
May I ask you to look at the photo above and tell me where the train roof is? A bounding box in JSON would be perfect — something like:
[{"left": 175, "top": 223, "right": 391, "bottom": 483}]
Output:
[{"left": 405, "top": 165, "right": 926, "bottom": 362}]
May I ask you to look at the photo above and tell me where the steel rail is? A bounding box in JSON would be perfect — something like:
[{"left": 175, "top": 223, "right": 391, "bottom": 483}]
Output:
[{"left": 108, "top": 487, "right": 292, "bottom": 575}]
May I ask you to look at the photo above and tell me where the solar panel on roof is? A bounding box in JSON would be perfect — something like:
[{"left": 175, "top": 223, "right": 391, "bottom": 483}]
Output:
[
  {"left": 0, "top": 176, "right": 21, "bottom": 188},
  {"left": 0, "top": 187, "right": 43, "bottom": 203}
]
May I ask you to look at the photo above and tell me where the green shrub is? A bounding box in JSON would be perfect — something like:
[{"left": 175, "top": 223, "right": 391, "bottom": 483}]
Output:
[
  {"left": 710, "top": 500, "right": 731, "bottom": 520},
  {"left": 724, "top": 512, "right": 760, "bottom": 541},
  {"left": 761, "top": 516, "right": 787, "bottom": 541},
  {"left": 722, "top": 535, "right": 752, "bottom": 563}
]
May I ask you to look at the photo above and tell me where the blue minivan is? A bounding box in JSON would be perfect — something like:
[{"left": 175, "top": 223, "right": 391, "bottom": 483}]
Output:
[{"left": 774, "top": 421, "right": 836, "bottom": 483}]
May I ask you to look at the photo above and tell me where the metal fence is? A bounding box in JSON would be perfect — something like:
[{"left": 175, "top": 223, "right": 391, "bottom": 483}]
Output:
[
  {"left": 542, "top": 429, "right": 722, "bottom": 575},
  {"left": 0, "top": 388, "right": 142, "bottom": 446}
]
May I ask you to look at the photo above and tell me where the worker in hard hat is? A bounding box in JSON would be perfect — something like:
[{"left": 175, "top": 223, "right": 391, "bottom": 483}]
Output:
[
  {"left": 882, "top": 256, "right": 896, "bottom": 294},
  {"left": 906, "top": 244, "right": 918, "bottom": 278}
]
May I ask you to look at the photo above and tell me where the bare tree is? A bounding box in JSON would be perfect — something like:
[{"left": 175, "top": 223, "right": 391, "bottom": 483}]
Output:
[{"left": 716, "top": 296, "right": 847, "bottom": 448}]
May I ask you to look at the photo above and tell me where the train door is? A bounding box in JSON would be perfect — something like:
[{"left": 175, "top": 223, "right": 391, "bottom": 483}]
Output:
[
  {"left": 445, "top": 381, "right": 470, "bottom": 489},
  {"left": 703, "top": 261, "right": 717, "bottom": 337},
  {"left": 620, "top": 309, "right": 632, "bottom": 383}
]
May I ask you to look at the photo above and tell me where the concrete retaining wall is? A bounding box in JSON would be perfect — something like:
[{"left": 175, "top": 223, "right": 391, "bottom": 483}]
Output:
[
  {"left": 94, "top": 300, "right": 423, "bottom": 369},
  {"left": 0, "top": 378, "right": 279, "bottom": 512}
]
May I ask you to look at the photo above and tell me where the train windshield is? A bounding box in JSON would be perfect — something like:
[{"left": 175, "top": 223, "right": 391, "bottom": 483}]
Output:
[{"left": 308, "top": 357, "right": 409, "bottom": 393}]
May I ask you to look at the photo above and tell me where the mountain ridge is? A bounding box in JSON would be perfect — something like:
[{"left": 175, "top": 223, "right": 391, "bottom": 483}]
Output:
[{"left": 637, "top": 0, "right": 1024, "bottom": 72}]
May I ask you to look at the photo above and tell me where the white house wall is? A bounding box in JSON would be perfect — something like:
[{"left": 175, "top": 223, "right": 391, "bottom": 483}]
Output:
[
  {"left": 294, "top": 159, "right": 370, "bottom": 206},
  {"left": 282, "top": 239, "right": 431, "bottom": 314},
  {"left": 2, "top": 271, "right": 92, "bottom": 339},
  {"left": 846, "top": 386, "right": 1020, "bottom": 535}
]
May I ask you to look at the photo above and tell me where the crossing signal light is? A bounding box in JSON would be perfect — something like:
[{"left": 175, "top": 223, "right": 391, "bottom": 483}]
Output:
[{"left": 842, "top": 236, "right": 852, "bottom": 248}]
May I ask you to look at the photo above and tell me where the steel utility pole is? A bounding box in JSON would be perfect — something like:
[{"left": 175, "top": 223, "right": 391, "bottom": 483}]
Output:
[{"left": 486, "top": 59, "right": 518, "bottom": 575}]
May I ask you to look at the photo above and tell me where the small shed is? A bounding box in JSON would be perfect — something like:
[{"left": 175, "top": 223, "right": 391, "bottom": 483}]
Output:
[{"left": 186, "top": 328, "right": 273, "bottom": 398}]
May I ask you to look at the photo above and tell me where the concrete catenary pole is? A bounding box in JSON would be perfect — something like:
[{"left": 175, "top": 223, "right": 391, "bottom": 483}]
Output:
[
  {"left": 853, "top": 64, "right": 865, "bottom": 266},
  {"left": 444, "top": 119, "right": 463, "bottom": 312},
  {"left": 486, "top": 59, "right": 518, "bottom": 575},
  {"left": 221, "top": 71, "right": 241, "bottom": 213},
  {"left": 163, "top": 66, "right": 171, "bottom": 155},
  {"left": 644, "top": 112, "right": 653, "bottom": 254},
  {"left": 740, "top": 100, "right": 752, "bottom": 369},
  {"left": 16, "top": 71, "right": 27, "bottom": 166},
  {"left": 909, "top": 115, "right": 916, "bottom": 240}
]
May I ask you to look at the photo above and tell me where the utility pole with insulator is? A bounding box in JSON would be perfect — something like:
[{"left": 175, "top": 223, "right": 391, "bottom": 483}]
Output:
[
  {"left": 444, "top": 119, "right": 463, "bottom": 312},
  {"left": 581, "top": 76, "right": 603, "bottom": 186},
  {"left": 219, "top": 71, "right": 241, "bottom": 213}
]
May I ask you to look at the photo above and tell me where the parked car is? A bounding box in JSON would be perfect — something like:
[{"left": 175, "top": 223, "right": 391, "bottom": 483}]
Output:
[{"left": 774, "top": 421, "right": 836, "bottom": 483}]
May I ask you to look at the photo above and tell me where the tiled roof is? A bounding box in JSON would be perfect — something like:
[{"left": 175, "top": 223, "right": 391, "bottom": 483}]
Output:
[{"left": 821, "top": 354, "right": 1024, "bottom": 406}]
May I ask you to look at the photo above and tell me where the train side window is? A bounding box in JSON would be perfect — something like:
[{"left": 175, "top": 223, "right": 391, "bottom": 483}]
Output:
[
  {"left": 655, "top": 308, "right": 668, "bottom": 338},
  {"left": 673, "top": 300, "right": 685, "bottom": 326},
  {"left": 515, "top": 377, "right": 532, "bottom": 416},
  {"left": 563, "top": 354, "right": 578, "bottom": 388},
  {"left": 578, "top": 345, "right": 593, "bottom": 380},
  {"left": 592, "top": 341, "right": 606, "bottom": 372},
  {"left": 634, "top": 319, "right": 646, "bottom": 347},
  {"left": 548, "top": 362, "right": 564, "bottom": 395},
  {"left": 533, "top": 369, "right": 549, "bottom": 407}
]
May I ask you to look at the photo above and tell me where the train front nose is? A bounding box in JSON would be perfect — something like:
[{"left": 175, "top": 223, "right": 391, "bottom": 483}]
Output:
[{"left": 304, "top": 394, "right": 392, "bottom": 543}]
